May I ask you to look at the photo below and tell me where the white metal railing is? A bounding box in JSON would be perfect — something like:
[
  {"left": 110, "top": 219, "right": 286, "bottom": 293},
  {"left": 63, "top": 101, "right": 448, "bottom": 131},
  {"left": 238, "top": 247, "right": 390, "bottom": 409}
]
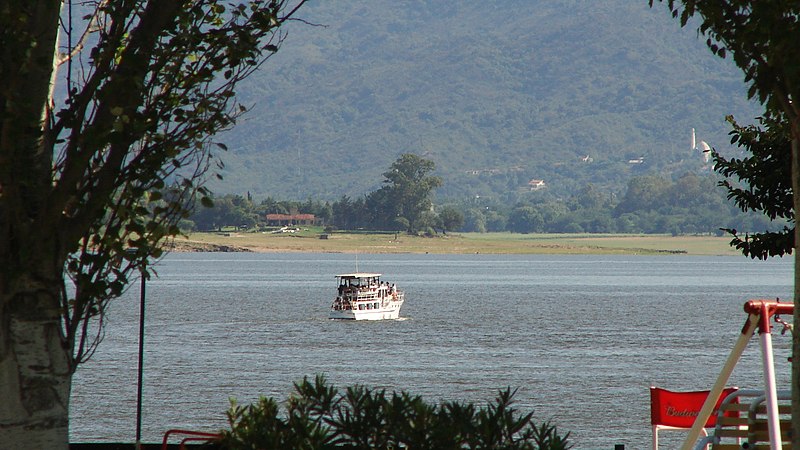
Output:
[{"left": 692, "top": 389, "right": 791, "bottom": 450}]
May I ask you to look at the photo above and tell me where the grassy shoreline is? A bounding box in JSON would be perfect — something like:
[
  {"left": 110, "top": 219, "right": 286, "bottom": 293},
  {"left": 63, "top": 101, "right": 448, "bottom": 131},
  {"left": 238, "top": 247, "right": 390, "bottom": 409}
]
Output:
[{"left": 174, "top": 229, "right": 744, "bottom": 256}]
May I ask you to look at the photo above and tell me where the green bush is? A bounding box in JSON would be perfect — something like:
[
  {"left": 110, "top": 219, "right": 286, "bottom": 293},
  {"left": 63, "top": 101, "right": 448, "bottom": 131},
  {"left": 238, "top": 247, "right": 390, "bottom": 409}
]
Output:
[{"left": 218, "top": 375, "right": 571, "bottom": 450}]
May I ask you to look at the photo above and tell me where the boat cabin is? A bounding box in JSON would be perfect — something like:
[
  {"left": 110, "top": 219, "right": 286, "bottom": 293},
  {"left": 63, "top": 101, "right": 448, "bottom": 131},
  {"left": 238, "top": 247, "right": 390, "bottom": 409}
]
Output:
[{"left": 337, "top": 272, "right": 382, "bottom": 289}]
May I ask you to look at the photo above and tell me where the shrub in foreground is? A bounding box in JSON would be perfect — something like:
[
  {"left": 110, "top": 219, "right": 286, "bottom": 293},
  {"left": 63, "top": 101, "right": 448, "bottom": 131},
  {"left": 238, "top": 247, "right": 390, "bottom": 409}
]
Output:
[{"left": 217, "top": 375, "right": 571, "bottom": 450}]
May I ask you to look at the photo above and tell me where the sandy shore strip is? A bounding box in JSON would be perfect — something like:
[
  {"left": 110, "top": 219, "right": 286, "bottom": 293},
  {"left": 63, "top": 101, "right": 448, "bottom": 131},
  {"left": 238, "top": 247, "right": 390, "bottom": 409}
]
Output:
[{"left": 167, "top": 232, "right": 743, "bottom": 256}]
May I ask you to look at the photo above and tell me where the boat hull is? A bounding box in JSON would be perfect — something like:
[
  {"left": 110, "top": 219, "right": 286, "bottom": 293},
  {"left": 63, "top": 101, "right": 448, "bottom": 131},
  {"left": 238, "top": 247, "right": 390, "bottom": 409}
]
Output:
[{"left": 329, "top": 300, "right": 404, "bottom": 320}]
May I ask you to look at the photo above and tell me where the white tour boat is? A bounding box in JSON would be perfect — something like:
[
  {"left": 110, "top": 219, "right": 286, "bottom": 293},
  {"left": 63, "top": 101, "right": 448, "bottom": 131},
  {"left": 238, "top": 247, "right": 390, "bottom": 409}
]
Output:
[{"left": 329, "top": 272, "right": 404, "bottom": 320}]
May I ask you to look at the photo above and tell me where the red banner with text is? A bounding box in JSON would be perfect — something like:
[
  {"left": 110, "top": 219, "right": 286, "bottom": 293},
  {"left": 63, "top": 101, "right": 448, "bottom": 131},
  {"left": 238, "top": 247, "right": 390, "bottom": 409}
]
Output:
[{"left": 650, "top": 387, "right": 738, "bottom": 428}]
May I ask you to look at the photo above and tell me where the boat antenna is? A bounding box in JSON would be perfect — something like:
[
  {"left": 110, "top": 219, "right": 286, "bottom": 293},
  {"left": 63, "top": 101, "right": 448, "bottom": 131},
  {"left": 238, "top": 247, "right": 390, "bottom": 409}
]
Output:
[{"left": 355, "top": 251, "right": 359, "bottom": 273}]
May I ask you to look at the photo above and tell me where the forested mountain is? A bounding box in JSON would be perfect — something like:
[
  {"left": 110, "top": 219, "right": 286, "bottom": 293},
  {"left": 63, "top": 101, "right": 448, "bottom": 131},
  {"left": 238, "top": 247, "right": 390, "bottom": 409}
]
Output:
[{"left": 208, "top": 1, "right": 762, "bottom": 203}]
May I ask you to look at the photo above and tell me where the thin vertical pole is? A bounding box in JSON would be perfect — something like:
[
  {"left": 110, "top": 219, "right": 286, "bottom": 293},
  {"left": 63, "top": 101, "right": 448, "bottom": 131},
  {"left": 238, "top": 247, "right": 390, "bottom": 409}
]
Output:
[
  {"left": 135, "top": 272, "right": 146, "bottom": 450},
  {"left": 758, "top": 331, "right": 782, "bottom": 450}
]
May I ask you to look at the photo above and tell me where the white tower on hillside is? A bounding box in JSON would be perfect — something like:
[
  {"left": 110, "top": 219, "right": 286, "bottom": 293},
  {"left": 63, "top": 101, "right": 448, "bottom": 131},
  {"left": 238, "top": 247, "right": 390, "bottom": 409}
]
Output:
[{"left": 692, "top": 128, "right": 712, "bottom": 163}]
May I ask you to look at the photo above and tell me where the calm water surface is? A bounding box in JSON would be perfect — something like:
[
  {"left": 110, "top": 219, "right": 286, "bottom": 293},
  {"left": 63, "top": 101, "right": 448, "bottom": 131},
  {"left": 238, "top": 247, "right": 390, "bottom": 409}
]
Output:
[{"left": 69, "top": 253, "right": 793, "bottom": 449}]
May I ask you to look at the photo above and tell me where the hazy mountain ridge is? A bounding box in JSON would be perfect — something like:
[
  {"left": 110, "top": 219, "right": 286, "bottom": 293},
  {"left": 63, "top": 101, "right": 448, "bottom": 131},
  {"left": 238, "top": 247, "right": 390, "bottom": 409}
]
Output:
[{"left": 210, "top": 1, "right": 761, "bottom": 202}]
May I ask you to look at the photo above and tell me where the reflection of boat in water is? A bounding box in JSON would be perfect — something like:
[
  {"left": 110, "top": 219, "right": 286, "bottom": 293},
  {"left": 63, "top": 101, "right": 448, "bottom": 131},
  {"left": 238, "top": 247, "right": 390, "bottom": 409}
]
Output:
[{"left": 329, "top": 272, "right": 404, "bottom": 320}]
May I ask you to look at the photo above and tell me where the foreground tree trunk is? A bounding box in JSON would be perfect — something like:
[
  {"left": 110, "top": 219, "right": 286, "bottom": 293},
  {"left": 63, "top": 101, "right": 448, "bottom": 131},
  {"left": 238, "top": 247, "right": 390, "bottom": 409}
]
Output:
[
  {"left": 0, "top": 1, "right": 71, "bottom": 447},
  {"left": 0, "top": 290, "right": 72, "bottom": 447}
]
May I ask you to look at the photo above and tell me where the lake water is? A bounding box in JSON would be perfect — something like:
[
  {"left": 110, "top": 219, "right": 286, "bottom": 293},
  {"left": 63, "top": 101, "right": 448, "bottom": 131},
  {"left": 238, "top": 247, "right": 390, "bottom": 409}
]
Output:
[{"left": 69, "top": 253, "right": 794, "bottom": 449}]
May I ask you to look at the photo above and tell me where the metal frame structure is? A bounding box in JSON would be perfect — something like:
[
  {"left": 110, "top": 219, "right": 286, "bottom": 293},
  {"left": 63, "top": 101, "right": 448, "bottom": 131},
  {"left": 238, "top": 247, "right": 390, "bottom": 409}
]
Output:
[{"left": 680, "top": 299, "right": 793, "bottom": 450}]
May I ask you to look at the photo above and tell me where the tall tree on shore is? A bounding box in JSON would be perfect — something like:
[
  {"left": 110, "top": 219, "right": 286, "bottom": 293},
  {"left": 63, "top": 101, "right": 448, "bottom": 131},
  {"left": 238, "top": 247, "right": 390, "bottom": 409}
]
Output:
[
  {"left": 368, "top": 154, "right": 442, "bottom": 233},
  {"left": 649, "top": 1, "right": 800, "bottom": 447},
  {"left": 0, "top": 1, "right": 306, "bottom": 447}
]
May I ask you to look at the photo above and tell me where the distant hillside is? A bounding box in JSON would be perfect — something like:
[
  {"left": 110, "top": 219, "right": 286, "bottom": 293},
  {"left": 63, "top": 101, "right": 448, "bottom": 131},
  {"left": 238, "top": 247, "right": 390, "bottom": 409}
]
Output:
[{"left": 208, "top": 0, "right": 761, "bottom": 202}]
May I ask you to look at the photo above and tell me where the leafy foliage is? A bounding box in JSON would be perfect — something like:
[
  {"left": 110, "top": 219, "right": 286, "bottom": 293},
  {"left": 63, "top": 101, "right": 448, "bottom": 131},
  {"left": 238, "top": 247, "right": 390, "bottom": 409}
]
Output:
[
  {"left": 712, "top": 115, "right": 794, "bottom": 259},
  {"left": 438, "top": 206, "right": 465, "bottom": 234},
  {"left": 651, "top": 0, "right": 800, "bottom": 116},
  {"left": 218, "top": 375, "right": 571, "bottom": 450},
  {"left": 49, "top": 0, "right": 308, "bottom": 370},
  {"left": 366, "top": 154, "right": 442, "bottom": 233}
]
